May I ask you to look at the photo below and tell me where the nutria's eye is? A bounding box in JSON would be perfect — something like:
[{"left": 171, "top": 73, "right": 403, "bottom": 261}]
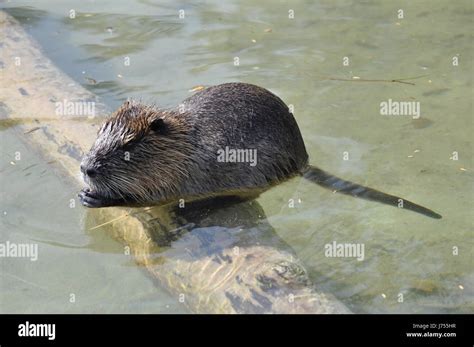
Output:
[{"left": 150, "top": 118, "right": 166, "bottom": 134}]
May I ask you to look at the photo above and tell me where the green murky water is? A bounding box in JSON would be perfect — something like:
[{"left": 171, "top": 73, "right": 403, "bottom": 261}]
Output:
[{"left": 1, "top": 0, "right": 472, "bottom": 313}]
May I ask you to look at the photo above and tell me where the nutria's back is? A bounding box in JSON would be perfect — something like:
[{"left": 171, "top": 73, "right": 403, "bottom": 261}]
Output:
[{"left": 179, "top": 83, "right": 309, "bottom": 193}]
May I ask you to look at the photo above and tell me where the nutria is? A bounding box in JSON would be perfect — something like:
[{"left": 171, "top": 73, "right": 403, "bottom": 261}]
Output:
[{"left": 79, "top": 82, "right": 441, "bottom": 219}]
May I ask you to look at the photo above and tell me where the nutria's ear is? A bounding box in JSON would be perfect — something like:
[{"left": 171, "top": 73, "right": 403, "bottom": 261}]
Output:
[{"left": 149, "top": 118, "right": 166, "bottom": 134}]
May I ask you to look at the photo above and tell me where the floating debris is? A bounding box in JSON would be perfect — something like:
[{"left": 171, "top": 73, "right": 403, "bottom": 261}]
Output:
[
  {"left": 84, "top": 77, "right": 97, "bottom": 85},
  {"left": 413, "top": 279, "right": 437, "bottom": 293},
  {"left": 381, "top": 293, "right": 386, "bottom": 299},
  {"left": 459, "top": 285, "right": 464, "bottom": 290},
  {"left": 18, "top": 87, "right": 29, "bottom": 96},
  {"left": 22, "top": 164, "right": 37, "bottom": 171},
  {"left": 89, "top": 213, "right": 130, "bottom": 231},
  {"left": 251, "top": 39, "right": 256, "bottom": 43},
  {"left": 24, "top": 126, "right": 40, "bottom": 134},
  {"left": 412, "top": 117, "right": 434, "bottom": 129},
  {"left": 326, "top": 74, "right": 425, "bottom": 86},
  {"left": 189, "top": 85, "right": 205, "bottom": 92},
  {"left": 460, "top": 168, "right": 467, "bottom": 171},
  {"left": 264, "top": 28, "right": 272, "bottom": 33}
]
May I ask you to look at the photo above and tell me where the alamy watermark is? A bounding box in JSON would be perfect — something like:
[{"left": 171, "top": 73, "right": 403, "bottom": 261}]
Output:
[
  {"left": 0, "top": 241, "right": 38, "bottom": 261},
  {"left": 325, "top": 241, "right": 365, "bottom": 261},
  {"left": 18, "top": 321, "right": 55, "bottom": 340},
  {"left": 55, "top": 99, "right": 95, "bottom": 117},
  {"left": 217, "top": 146, "right": 257, "bottom": 167},
  {"left": 380, "top": 98, "right": 420, "bottom": 119}
]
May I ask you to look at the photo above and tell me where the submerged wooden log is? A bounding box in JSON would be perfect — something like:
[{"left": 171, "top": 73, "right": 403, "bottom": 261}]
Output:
[{"left": 0, "top": 11, "right": 350, "bottom": 313}]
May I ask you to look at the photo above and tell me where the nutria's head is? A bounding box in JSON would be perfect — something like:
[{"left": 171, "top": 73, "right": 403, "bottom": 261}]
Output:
[{"left": 80, "top": 101, "right": 193, "bottom": 205}]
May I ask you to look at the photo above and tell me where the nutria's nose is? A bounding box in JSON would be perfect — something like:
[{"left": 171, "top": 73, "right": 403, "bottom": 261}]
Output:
[{"left": 81, "top": 164, "right": 98, "bottom": 178}]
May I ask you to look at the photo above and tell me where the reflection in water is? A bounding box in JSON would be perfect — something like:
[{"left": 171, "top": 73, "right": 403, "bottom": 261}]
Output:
[{"left": 85, "top": 197, "right": 350, "bottom": 313}]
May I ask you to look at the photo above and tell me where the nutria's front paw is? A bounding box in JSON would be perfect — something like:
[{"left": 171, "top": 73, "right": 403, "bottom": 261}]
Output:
[{"left": 78, "top": 188, "right": 120, "bottom": 208}]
